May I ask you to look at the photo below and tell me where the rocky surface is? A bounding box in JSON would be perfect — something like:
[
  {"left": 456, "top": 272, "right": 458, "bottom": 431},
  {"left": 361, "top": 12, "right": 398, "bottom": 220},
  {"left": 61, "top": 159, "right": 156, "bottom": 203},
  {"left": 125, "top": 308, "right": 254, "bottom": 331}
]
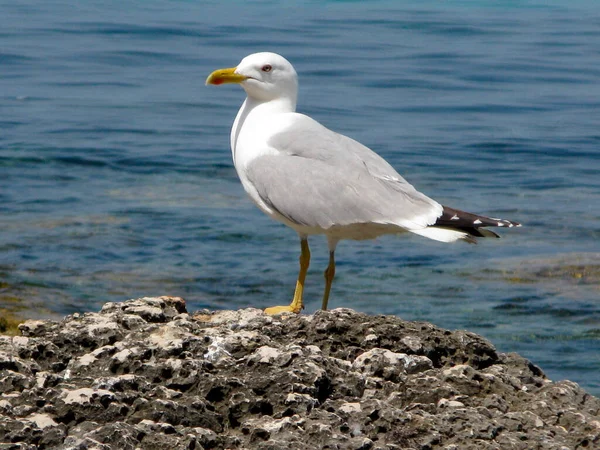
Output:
[{"left": 1, "top": 297, "right": 599, "bottom": 449}]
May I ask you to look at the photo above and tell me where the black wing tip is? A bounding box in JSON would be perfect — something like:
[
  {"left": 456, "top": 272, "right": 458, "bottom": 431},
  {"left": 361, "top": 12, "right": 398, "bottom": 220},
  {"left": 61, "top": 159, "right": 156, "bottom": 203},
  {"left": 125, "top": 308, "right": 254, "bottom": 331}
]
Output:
[
  {"left": 488, "top": 217, "right": 522, "bottom": 228},
  {"left": 438, "top": 205, "right": 522, "bottom": 230},
  {"left": 436, "top": 206, "right": 522, "bottom": 241}
]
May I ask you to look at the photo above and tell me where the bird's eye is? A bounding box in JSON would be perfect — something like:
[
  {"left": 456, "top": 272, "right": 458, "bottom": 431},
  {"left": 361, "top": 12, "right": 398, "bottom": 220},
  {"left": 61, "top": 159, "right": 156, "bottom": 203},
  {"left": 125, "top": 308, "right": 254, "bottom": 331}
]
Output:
[{"left": 261, "top": 64, "right": 272, "bottom": 72}]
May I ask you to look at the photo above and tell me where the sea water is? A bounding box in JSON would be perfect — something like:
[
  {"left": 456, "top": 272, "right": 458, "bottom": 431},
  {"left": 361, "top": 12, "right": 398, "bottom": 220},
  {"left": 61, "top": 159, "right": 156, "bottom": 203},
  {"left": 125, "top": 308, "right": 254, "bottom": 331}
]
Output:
[{"left": 1, "top": 0, "right": 599, "bottom": 394}]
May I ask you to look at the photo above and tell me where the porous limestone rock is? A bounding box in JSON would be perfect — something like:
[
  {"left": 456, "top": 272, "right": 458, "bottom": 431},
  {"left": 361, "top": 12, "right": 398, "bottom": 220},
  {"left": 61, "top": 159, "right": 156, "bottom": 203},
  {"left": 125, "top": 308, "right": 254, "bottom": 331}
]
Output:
[{"left": 1, "top": 296, "right": 599, "bottom": 449}]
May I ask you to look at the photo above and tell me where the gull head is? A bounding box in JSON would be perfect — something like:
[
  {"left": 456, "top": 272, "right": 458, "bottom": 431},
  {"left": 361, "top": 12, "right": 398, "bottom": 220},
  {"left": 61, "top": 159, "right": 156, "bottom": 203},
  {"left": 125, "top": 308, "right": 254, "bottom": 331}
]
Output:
[{"left": 206, "top": 52, "right": 298, "bottom": 104}]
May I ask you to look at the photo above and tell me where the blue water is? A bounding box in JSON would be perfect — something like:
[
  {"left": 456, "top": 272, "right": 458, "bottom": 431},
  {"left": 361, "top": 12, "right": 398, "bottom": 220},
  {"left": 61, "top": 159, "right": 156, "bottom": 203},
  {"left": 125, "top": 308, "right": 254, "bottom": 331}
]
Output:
[{"left": 1, "top": 1, "right": 599, "bottom": 394}]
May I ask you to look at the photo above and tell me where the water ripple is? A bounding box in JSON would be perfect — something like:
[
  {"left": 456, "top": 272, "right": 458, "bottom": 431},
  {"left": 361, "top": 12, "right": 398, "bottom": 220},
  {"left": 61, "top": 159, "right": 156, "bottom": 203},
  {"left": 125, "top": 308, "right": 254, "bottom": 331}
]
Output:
[{"left": 0, "top": 0, "right": 599, "bottom": 396}]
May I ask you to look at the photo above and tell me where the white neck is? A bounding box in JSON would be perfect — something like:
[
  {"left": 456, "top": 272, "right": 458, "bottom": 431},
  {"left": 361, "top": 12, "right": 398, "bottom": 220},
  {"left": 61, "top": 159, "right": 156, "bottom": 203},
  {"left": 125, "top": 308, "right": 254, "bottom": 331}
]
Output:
[{"left": 230, "top": 95, "right": 296, "bottom": 162}]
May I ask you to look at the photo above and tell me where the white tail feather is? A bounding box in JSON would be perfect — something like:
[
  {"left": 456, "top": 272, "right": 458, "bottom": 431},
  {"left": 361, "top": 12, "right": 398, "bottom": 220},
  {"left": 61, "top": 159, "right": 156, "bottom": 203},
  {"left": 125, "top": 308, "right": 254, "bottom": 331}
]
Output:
[{"left": 410, "top": 227, "right": 470, "bottom": 243}]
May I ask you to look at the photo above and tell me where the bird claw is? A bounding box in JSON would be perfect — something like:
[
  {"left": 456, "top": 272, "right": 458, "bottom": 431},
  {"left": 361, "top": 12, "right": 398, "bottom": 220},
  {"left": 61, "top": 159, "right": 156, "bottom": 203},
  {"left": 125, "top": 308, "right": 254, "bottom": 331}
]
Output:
[{"left": 264, "top": 304, "right": 302, "bottom": 315}]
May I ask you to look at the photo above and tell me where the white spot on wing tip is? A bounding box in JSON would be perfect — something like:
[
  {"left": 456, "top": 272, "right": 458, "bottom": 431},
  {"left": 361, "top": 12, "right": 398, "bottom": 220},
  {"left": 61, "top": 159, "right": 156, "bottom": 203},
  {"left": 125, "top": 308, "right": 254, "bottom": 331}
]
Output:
[
  {"left": 451, "top": 214, "right": 459, "bottom": 220},
  {"left": 473, "top": 219, "right": 482, "bottom": 225}
]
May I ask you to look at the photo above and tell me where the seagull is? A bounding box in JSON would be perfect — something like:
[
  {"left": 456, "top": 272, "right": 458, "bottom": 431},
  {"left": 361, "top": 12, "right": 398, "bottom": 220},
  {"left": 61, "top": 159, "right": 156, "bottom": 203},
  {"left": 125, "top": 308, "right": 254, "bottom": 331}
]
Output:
[{"left": 206, "top": 52, "right": 521, "bottom": 315}]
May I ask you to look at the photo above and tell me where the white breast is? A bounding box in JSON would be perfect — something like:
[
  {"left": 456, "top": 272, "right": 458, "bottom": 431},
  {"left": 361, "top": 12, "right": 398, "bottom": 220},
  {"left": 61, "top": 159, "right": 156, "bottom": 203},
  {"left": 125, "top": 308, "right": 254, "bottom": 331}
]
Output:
[{"left": 229, "top": 99, "right": 297, "bottom": 218}]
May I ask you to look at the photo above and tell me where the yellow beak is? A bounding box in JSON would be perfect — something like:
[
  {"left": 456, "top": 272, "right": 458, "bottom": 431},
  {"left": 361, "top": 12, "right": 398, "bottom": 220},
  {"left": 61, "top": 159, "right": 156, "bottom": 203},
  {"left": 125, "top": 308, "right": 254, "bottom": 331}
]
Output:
[{"left": 205, "top": 67, "right": 248, "bottom": 86}]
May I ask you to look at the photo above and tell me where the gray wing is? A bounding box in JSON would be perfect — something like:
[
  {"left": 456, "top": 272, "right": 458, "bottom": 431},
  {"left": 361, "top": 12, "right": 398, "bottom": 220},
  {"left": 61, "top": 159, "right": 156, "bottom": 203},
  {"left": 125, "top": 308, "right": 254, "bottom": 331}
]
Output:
[
  {"left": 246, "top": 116, "right": 442, "bottom": 230},
  {"left": 269, "top": 114, "right": 419, "bottom": 187}
]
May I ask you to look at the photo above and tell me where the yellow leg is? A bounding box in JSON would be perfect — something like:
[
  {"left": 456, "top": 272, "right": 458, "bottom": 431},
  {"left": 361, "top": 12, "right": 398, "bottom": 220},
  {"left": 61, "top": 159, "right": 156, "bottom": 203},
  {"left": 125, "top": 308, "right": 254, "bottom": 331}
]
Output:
[
  {"left": 264, "top": 238, "right": 310, "bottom": 315},
  {"left": 321, "top": 251, "right": 335, "bottom": 310}
]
